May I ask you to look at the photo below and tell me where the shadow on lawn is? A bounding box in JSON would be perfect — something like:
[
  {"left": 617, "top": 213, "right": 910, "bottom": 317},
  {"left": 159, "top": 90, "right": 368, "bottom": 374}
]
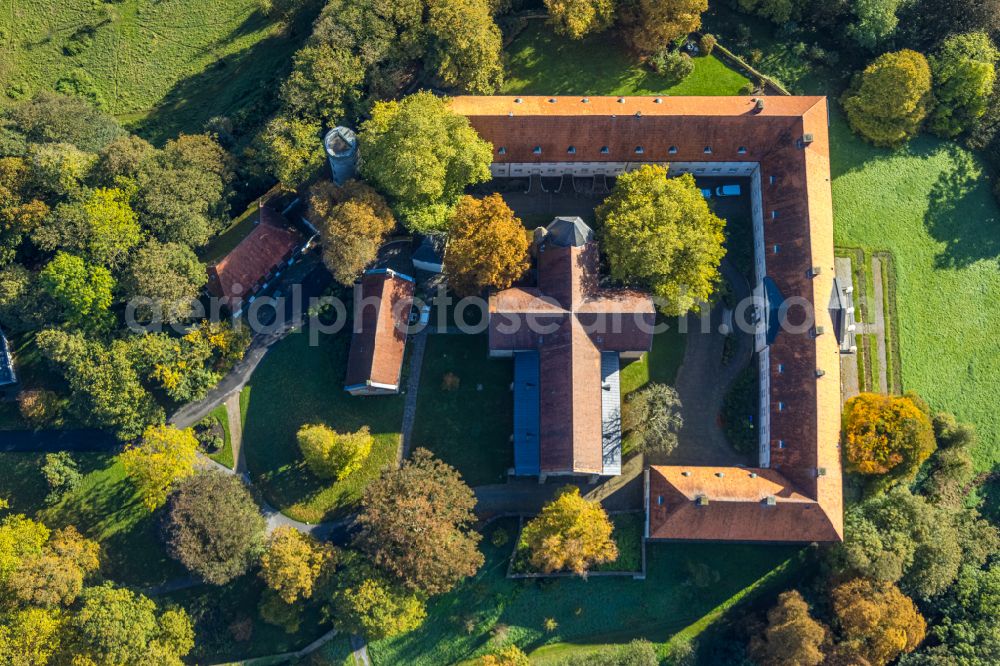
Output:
[{"left": 924, "top": 145, "right": 1000, "bottom": 269}]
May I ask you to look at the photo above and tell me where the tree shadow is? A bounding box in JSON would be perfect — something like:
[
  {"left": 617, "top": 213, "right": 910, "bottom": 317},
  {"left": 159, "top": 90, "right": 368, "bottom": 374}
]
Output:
[{"left": 924, "top": 145, "right": 1000, "bottom": 269}]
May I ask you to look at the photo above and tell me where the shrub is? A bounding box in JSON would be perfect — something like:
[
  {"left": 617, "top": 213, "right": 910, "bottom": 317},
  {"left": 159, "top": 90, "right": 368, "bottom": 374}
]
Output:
[
  {"left": 491, "top": 527, "right": 509, "bottom": 547},
  {"left": 698, "top": 33, "right": 716, "bottom": 55},
  {"left": 297, "top": 423, "right": 373, "bottom": 480},
  {"left": 41, "top": 452, "right": 81, "bottom": 505},
  {"left": 544, "top": 617, "right": 558, "bottom": 632},
  {"left": 649, "top": 49, "right": 695, "bottom": 82},
  {"left": 17, "top": 389, "right": 64, "bottom": 428},
  {"left": 739, "top": 82, "right": 755, "bottom": 95}
]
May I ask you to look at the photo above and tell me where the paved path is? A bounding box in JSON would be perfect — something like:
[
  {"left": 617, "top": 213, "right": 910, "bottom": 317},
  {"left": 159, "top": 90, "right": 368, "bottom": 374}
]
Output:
[
  {"left": 835, "top": 256, "right": 861, "bottom": 402},
  {"left": 350, "top": 634, "right": 372, "bottom": 666},
  {"left": 662, "top": 259, "right": 754, "bottom": 467},
  {"left": 398, "top": 328, "right": 429, "bottom": 462}
]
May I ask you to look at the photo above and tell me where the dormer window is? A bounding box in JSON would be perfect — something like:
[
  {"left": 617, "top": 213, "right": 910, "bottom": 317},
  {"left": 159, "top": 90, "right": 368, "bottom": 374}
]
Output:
[
  {"left": 497, "top": 147, "right": 506, "bottom": 155},
  {"left": 635, "top": 146, "right": 644, "bottom": 154},
  {"left": 567, "top": 146, "right": 576, "bottom": 154},
  {"left": 668, "top": 146, "right": 678, "bottom": 154},
  {"left": 778, "top": 440, "right": 786, "bottom": 449},
  {"left": 600, "top": 146, "right": 610, "bottom": 154},
  {"left": 778, "top": 363, "right": 785, "bottom": 373},
  {"left": 778, "top": 401, "right": 785, "bottom": 411},
  {"left": 704, "top": 146, "right": 712, "bottom": 154},
  {"left": 533, "top": 146, "right": 542, "bottom": 155},
  {"left": 771, "top": 210, "right": 779, "bottom": 219},
  {"left": 773, "top": 244, "right": 780, "bottom": 254},
  {"left": 737, "top": 146, "right": 748, "bottom": 155},
  {"left": 769, "top": 175, "right": 776, "bottom": 185}
]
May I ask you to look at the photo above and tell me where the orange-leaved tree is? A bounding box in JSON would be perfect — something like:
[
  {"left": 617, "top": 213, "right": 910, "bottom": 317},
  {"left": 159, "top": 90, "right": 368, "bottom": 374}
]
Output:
[
  {"left": 445, "top": 193, "right": 529, "bottom": 297},
  {"left": 842, "top": 392, "right": 935, "bottom": 480}
]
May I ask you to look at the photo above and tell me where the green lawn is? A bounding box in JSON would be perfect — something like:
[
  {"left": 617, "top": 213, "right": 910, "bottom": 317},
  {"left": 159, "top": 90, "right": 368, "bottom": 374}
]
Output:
[
  {"left": 620, "top": 324, "right": 686, "bottom": 397},
  {"left": 369, "top": 518, "right": 801, "bottom": 666},
  {"left": 503, "top": 23, "right": 749, "bottom": 96},
  {"left": 0, "top": 452, "right": 50, "bottom": 513},
  {"left": 410, "top": 335, "right": 513, "bottom": 486},
  {"left": 207, "top": 403, "right": 235, "bottom": 469},
  {"left": 242, "top": 329, "right": 404, "bottom": 523},
  {"left": 829, "top": 110, "right": 1000, "bottom": 471},
  {"left": 1, "top": 0, "right": 318, "bottom": 143}
]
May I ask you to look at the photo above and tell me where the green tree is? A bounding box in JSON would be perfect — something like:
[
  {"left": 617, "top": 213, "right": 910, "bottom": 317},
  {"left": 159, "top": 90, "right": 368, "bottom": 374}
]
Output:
[
  {"left": 136, "top": 134, "right": 233, "bottom": 248},
  {"left": 41, "top": 452, "right": 82, "bottom": 505},
  {"left": 354, "top": 448, "right": 483, "bottom": 595},
  {"left": 281, "top": 44, "right": 365, "bottom": 127},
  {"left": 748, "top": 590, "right": 828, "bottom": 666},
  {"left": 120, "top": 425, "right": 199, "bottom": 511},
  {"left": 307, "top": 180, "right": 396, "bottom": 286},
  {"left": 38, "top": 252, "right": 115, "bottom": 332},
  {"left": 256, "top": 115, "right": 324, "bottom": 186},
  {"left": 94, "top": 134, "right": 154, "bottom": 186},
  {"left": 842, "top": 50, "right": 934, "bottom": 147},
  {"left": 35, "top": 188, "right": 143, "bottom": 268},
  {"left": 736, "top": 0, "right": 806, "bottom": 24},
  {"left": 358, "top": 92, "right": 493, "bottom": 233},
  {"left": 0, "top": 265, "right": 42, "bottom": 332},
  {"left": 622, "top": 383, "right": 683, "bottom": 455},
  {"left": 122, "top": 240, "right": 206, "bottom": 323},
  {"left": 427, "top": 0, "right": 504, "bottom": 94},
  {"left": 544, "top": 0, "right": 617, "bottom": 39},
  {"left": 520, "top": 486, "right": 618, "bottom": 575},
  {"left": 842, "top": 392, "right": 936, "bottom": 482},
  {"left": 596, "top": 165, "right": 726, "bottom": 315},
  {"left": 620, "top": 0, "right": 708, "bottom": 55},
  {"left": 164, "top": 471, "right": 265, "bottom": 585},
  {"left": 929, "top": 32, "right": 999, "bottom": 138},
  {"left": 297, "top": 423, "right": 373, "bottom": 480},
  {"left": 920, "top": 412, "right": 977, "bottom": 507},
  {"left": 8, "top": 92, "right": 123, "bottom": 152},
  {"left": 329, "top": 552, "right": 427, "bottom": 640},
  {"left": 445, "top": 194, "right": 529, "bottom": 296},
  {"left": 28, "top": 142, "right": 95, "bottom": 197},
  {"left": 68, "top": 583, "right": 194, "bottom": 666},
  {"left": 830, "top": 578, "right": 926, "bottom": 666},
  {"left": 0, "top": 606, "right": 63, "bottom": 666},
  {"left": 36, "top": 330, "right": 164, "bottom": 439},
  {"left": 260, "top": 526, "right": 336, "bottom": 604},
  {"left": 848, "top": 0, "right": 904, "bottom": 49}
]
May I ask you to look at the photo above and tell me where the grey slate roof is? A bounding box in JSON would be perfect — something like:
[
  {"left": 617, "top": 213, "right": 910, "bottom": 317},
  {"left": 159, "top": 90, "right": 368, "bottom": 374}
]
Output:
[{"left": 546, "top": 216, "right": 594, "bottom": 248}]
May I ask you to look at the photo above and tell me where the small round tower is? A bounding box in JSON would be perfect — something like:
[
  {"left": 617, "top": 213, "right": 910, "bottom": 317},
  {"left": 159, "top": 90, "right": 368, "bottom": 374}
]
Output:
[{"left": 323, "top": 126, "right": 358, "bottom": 185}]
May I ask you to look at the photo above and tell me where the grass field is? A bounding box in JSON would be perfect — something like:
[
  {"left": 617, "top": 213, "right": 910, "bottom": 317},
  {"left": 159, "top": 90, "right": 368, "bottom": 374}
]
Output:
[
  {"left": 0, "top": 0, "right": 318, "bottom": 143},
  {"left": 410, "top": 335, "right": 513, "bottom": 486},
  {"left": 829, "top": 111, "right": 1000, "bottom": 470},
  {"left": 207, "top": 403, "right": 235, "bottom": 469},
  {"left": 369, "top": 518, "right": 802, "bottom": 665},
  {"left": 241, "top": 329, "right": 404, "bottom": 523},
  {"left": 620, "top": 325, "right": 686, "bottom": 397},
  {"left": 503, "top": 23, "right": 749, "bottom": 97}
]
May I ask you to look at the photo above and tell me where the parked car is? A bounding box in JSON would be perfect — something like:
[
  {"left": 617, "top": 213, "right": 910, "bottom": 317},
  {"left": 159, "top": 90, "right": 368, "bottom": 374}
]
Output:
[{"left": 715, "top": 184, "right": 742, "bottom": 197}]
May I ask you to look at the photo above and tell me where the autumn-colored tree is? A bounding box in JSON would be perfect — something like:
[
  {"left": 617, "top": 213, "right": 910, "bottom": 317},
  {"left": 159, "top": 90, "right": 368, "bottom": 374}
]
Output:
[
  {"left": 354, "top": 448, "right": 483, "bottom": 595},
  {"left": 260, "top": 526, "right": 336, "bottom": 604},
  {"left": 297, "top": 423, "right": 373, "bottom": 480},
  {"left": 620, "top": 0, "right": 708, "bottom": 55},
  {"left": 329, "top": 551, "right": 426, "bottom": 640},
  {"left": 9, "top": 526, "right": 100, "bottom": 608},
  {"left": 544, "top": 0, "right": 616, "bottom": 39},
  {"left": 842, "top": 392, "right": 935, "bottom": 481},
  {"left": 480, "top": 645, "right": 531, "bottom": 666},
  {"left": 0, "top": 606, "right": 63, "bottom": 665},
  {"left": 0, "top": 514, "right": 50, "bottom": 589},
  {"left": 929, "top": 32, "right": 999, "bottom": 138},
  {"left": 359, "top": 92, "right": 493, "bottom": 233},
  {"left": 622, "top": 383, "right": 683, "bottom": 454},
  {"left": 120, "top": 425, "right": 199, "bottom": 510},
  {"left": 307, "top": 179, "right": 396, "bottom": 286},
  {"left": 33, "top": 187, "right": 142, "bottom": 269},
  {"left": 841, "top": 50, "right": 933, "bottom": 147},
  {"left": 28, "top": 142, "right": 95, "bottom": 197},
  {"left": 427, "top": 0, "right": 504, "bottom": 94},
  {"left": 830, "top": 578, "right": 926, "bottom": 666},
  {"left": 17, "top": 389, "right": 65, "bottom": 429},
  {"left": 445, "top": 194, "right": 529, "bottom": 296},
  {"left": 749, "top": 590, "right": 828, "bottom": 666},
  {"left": 596, "top": 165, "right": 726, "bottom": 315},
  {"left": 520, "top": 486, "right": 617, "bottom": 575}
]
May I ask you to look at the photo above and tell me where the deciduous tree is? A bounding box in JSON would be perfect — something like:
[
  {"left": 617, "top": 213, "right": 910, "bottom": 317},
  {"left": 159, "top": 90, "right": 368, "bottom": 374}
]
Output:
[
  {"left": 38, "top": 252, "right": 115, "bottom": 332},
  {"left": 354, "top": 448, "right": 483, "bottom": 595},
  {"left": 329, "top": 552, "right": 427, "bottom": 640},
  {"left": 929, "top": 32, "right": 999, "bottom": 138},
  {"left": 94, "top": 134, "right": 154, "bottom": 186},
  {"left": 164, "top": 471, "right": 265, "bottom": 585},
  {"left": 544, "top": 0, "right": 617, "bottom": 39},
  {"left": 596, "top": 165, "right": 725, "bottom": 315},
  {"left": 10, "top": 526, "right": 100, "bottom": 608},
  {"left": 830, "top": 578, "right": 926, "bottom": 666},
  {"left": 307, "top": 180, "right": 396, "bottom": 286},
  {"left": 260, "top": 526, "right": 336, "bottom": 604},
  {"left": 427, "top": 0, "right": 504, "bottom": 94},
  {"left": 28, "top": 142, "right": 95, "bottom": 198},
  {"left": 8, "top": 92, "right": 123, "bottom": 153},
  {"left": 842, "top": 392, "right": 936, "bottom": 481},
  {"left": 359, "top": 92, "right": 493, "bottom": 233},
  {"left": 749, "top": 590, "right": 828, "bottom": 666},
  {"left": 35, "top": 187, "right": 142, "bottom": 268},
  {"left": 620, "top": 0, "right": 708, "bottom": 55},
  {"left": 297, "top": 423, "right": 373, "bottom": 480},
  {"left": 120, "top": 425, "right": 199, "bottom": 511},
  {"left": 255, "top": 115, "right": 324, "bottom": 186},
  {"left": 848, "top": 0, "right": 903, "bottom": 49},
  {"left": 40, "top": 451, "right": 80, "bottom": 504},
  {"left": 622, "top": 383, "right": 683, "bottom": 454},
  {"left": 122, "top": 240, "right": 206, "bottom": 323},
  {"left": 841, "top": 50, "right": 933, "bottom": 147},
  {"left": 0, "top": 607, "right": 63, "bottom": 665},
  {"left": 445, "top": 194, "right": 529, "bottom": 296},
  {"left": 520, "top": 485, "right": 617, "bottom": 575}
]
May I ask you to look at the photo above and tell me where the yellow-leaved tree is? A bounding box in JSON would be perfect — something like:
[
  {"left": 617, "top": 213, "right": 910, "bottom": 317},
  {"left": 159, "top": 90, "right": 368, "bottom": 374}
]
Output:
[
  {"left": 544, "top": 0, "right": 617, "bottom": 40},
  {"left": 520, "top": 486, "right": 617, "bottom": 575},
  {"left": 445, "top": 194, "right": 530, "bottom": 297},
  {"left": 260, "top": 526, "right": 336, "bottom": 604},
  {"left": 842, "top": 392, "right": 936, "bottom": 481},
  {"left": 841, "top": 49, "right": 933, "bottom": 147},
  {"left": 830, "top": 578, "right": 926, "bottom": 666},
  {"left": 296, "top": 423, "right": 373, "bottom": 480},
  {"left": 120, "top": 424, "right": 199, "bottom": 510}
]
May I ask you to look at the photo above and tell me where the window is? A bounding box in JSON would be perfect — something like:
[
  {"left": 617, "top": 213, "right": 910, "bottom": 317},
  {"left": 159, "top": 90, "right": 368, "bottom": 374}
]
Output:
[
  {"left": 567, "top": 146, "right": 576, "bottom": 154},
  {"left": 533, "top": 146, "right": 542, "bottom": 155},
  {"left": 778, "top": 364, "right": 784, "bottom": 373},
  {"left": 771, "top": 210, "right": 779, "bottom": 219},
  {"left": 778, "top": 440, "right": 786, "bottom": 449},
  {"left": 773, "top": 244, "right": 780, "bottom": 254},
  {"left": 769, "top": 175, "right": 776, "bottom": 185},
  {"left": 668, "top": 146, "right": 678, "bottom": 154},
  {"left": 778, "top": 401, "right": 785, "bottom": 411},
  {"left": 657, "top": 495, "right": 664, "bottom": 505},
  {"left": 737, "top": 146, "right": 748, "bottom": 155},
  {"left": 704, "top": 146, "right": 712, "bottom": 154},
  {"left": 600, "top": 146, "right": 610, "bottom": 154},
  {"left": 635, "top": 146, "right": 644, "bottom": 154},
  {"left": 497, "top": 147, "right": 506, "bottom": 155}
]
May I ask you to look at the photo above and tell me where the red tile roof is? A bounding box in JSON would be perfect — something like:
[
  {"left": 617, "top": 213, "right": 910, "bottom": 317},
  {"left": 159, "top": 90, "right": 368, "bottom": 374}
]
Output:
[
  {"left": 207, "top": 204, "right": 304, "bottom": 310},
  {"left": 456, "top": 95, "right": 842, "bottom": 541},
  {"left": 344, "top": 270, "right": 415, "bottom": 394}
]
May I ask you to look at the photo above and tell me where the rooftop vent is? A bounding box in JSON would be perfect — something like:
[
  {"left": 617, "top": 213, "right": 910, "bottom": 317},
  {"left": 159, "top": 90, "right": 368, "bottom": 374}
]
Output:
[
  {"left": 749, "top": 472, "right": 758, "bottom": 478},
  {"left": 817, "top": 467, "right": 827, "bottom": 477},
  {"left": 617, "top": 97, "right": 625, "bottom": 103},
  {"left": 813, "top": 325, "right": 826, "bottom": 337},
  {"left": 514, "top": 98, "right": 523, "bottom": 103},
  {"left": 681, "top": 471, "right": 692, "bottom": 477},
  {"left": 696, "top": 496, "right": 710, "bottom": 507},
  {"left": 809, "top": 266, "right": 823, "bottom": 277},
  {"left": 802, "top": 133, "right": 815, "bottom": 144},
  {"left": 715, "top": 472, "right": 725, "bottom": 478},
  {"left": 548, "top": 97, "right": 557, "bottom": 103},
  {"left": 654, "top": 97, "right": 662, "bottom": 103},
  {"left": 765, "top": 495, "right": 777, "bottom": 506},
  {"left": 816, "top": 368, "right": 826, "bottom": 378},
  {"left": 582, "top": 97, "right": 590, "bottom": 103},
  {"left": 507, "top": 111, "right": 513, "bottom": 117}
]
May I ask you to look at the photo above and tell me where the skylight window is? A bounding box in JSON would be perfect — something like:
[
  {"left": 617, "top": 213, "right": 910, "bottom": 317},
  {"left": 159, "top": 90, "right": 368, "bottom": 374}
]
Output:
[
  {"left": 704, "top": 146, "right": 712, "bottom": 154},
  {"left": 497, "top": 147, "right": 506, "bottom": 155},
  {"left": 635, "top": 146, "right": 644, "bottom": 154},
  {"left": 738, "top": 146, "right": 748, "bottom": 154}
]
